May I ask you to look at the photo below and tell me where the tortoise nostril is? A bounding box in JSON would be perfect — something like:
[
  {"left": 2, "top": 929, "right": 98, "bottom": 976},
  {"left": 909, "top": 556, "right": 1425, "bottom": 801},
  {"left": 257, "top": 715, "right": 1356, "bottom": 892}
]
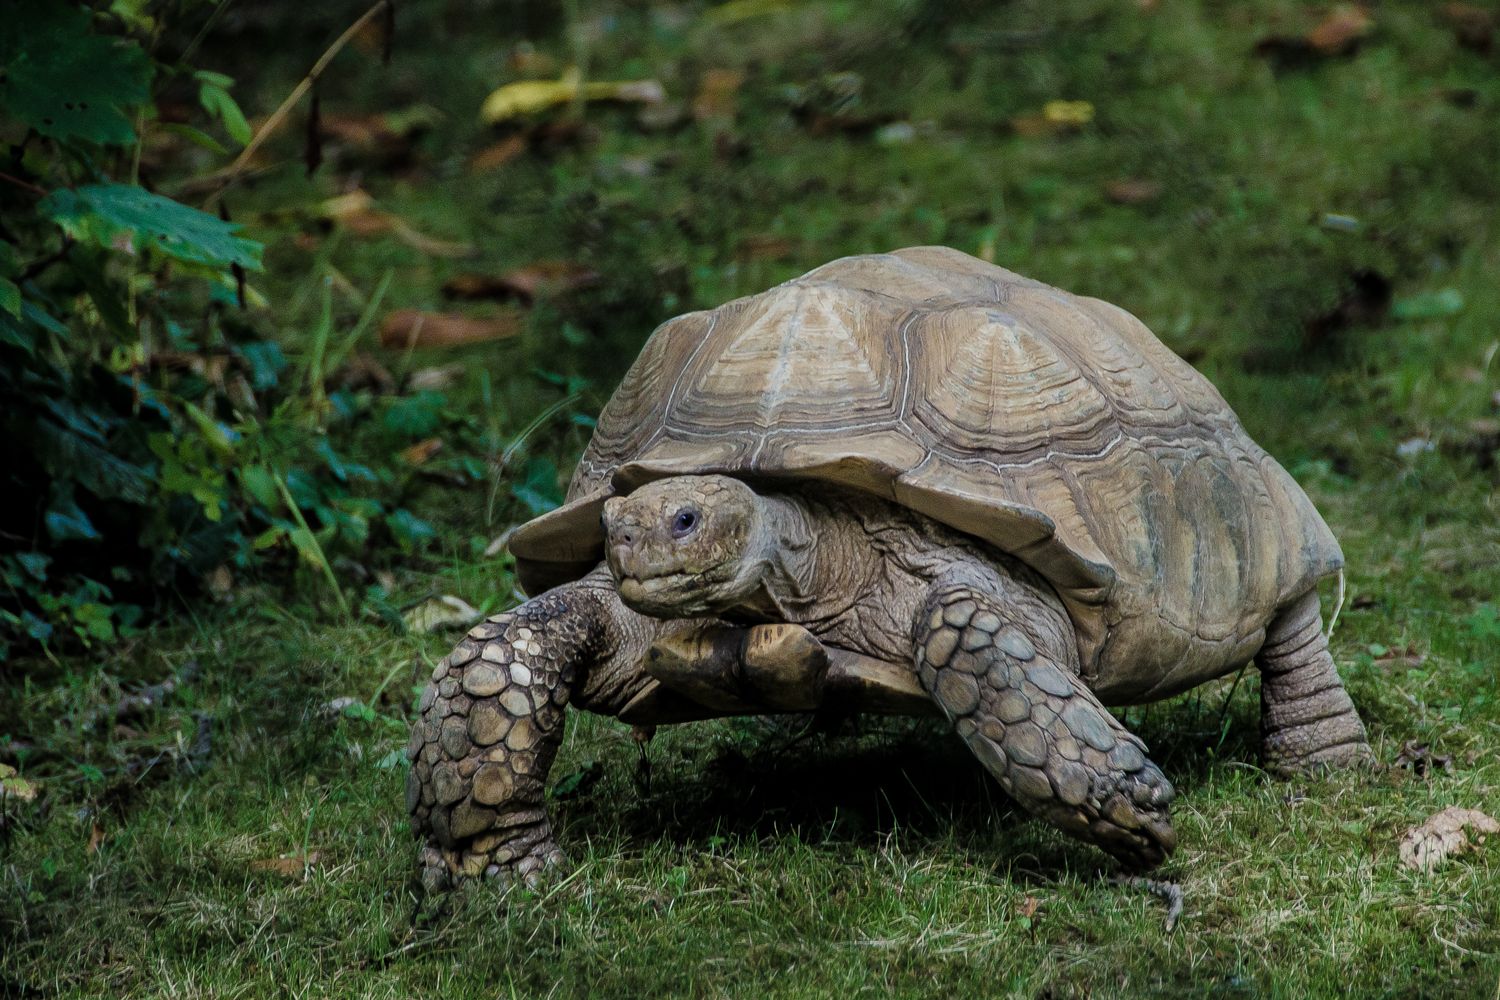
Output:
[{"left": 618, "top": 529, "right": 635, "bottom": 546}]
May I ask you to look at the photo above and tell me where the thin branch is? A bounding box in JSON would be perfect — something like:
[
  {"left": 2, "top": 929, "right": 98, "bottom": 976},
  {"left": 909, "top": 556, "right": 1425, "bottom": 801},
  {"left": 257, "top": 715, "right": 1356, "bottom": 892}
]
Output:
[
  {"left": 202, "top": 0, "right": 392, "bottom": 207},
  {"left": 0, "top": 172, "right": 46, "bottom": 197}
]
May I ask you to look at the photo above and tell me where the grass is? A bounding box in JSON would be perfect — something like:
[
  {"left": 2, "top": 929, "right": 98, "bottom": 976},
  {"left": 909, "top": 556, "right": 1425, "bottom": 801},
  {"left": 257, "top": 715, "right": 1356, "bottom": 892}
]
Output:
[{"left": 4, "top": 0, "right": 1500, "bottom": 995}]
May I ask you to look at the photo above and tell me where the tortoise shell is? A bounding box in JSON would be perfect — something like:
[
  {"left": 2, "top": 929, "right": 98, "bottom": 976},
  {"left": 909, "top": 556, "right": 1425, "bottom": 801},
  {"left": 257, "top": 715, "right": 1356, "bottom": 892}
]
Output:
[{"left": 510, "top": 247, "right": 1341, "bottom": 701}]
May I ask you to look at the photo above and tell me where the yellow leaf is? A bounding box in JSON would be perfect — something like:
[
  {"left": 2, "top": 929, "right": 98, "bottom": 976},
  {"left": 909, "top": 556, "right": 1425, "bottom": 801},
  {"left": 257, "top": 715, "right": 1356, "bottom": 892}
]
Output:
[
  {"left": 0, "top": 763, "right": 38, "bottom": 802},
  {"left": 480, "top": 68, "right": 664, "bottom": 123},
  {"left": 1043, "top": 100, "right": 1094, "bottom": 127}
]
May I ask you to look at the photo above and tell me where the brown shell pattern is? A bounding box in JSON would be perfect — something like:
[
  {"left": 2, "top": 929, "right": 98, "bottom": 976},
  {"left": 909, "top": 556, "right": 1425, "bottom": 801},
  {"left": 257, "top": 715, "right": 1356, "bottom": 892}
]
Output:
[{"left": 513, "top": 247, "right": 1341, "bottom": 699}]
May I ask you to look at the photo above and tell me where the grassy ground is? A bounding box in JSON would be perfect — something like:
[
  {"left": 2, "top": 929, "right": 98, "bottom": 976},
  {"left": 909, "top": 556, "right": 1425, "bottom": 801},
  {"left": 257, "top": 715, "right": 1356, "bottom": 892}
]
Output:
[{"left": 4, "top": 1, "right": 1500, "bottom": 996}]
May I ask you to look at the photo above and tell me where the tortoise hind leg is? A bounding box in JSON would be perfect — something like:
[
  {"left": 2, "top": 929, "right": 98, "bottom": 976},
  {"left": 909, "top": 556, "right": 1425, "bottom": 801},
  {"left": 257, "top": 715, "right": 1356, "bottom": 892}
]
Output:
[
  {"left": 1258, "top": 591, "right": 1374, "bottom": 774},
  {"left": 915, "top": 577, "right": 1177, "bottom": 870}
]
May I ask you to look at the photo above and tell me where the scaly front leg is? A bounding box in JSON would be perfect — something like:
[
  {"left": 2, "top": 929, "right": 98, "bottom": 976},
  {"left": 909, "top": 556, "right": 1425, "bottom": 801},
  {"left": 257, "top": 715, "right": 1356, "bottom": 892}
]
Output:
[{"left": 407, "top": 568, "right": 655, "bottom": 889}]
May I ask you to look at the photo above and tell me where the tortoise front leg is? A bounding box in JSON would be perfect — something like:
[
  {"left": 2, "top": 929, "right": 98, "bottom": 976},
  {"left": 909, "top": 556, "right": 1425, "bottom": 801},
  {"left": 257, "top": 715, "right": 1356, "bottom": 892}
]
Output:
[
  {"left": 407, "top": 568, "right": 656, "bottom": 889},
  {"left": 915, "top": 576, "right": 1177, "bottom": 869}
]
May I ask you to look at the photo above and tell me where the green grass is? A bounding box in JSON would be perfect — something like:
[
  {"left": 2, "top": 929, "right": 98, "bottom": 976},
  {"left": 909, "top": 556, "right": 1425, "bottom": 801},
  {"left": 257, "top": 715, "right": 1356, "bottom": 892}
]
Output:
[{"left": 4, "top": 0, "right": 1500, "bottom": 996}]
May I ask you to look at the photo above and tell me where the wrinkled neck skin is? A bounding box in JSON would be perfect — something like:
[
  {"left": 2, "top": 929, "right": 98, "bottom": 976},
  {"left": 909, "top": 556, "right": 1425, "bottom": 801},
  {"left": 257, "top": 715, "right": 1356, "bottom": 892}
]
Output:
[{"left": 733, "top": 488, "right": 1038, "bottom": 664}]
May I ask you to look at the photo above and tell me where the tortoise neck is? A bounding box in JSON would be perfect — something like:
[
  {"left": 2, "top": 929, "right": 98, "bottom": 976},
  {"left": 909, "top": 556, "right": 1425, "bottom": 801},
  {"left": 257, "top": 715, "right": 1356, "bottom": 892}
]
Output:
[{"left": 727, "top": 493, "right": 822, "bottom": 622}]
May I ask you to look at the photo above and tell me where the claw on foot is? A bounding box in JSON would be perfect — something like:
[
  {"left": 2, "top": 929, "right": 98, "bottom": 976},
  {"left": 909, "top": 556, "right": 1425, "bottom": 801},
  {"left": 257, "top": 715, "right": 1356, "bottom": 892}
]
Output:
[{"left": 419, "top": 822, "right": 567, "bottom": 890}]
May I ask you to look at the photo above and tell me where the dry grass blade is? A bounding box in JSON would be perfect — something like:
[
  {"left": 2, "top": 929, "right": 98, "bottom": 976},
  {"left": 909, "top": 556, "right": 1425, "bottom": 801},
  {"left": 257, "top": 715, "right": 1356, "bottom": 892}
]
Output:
[{"left": 379, "top": 309, "right": 523, "bottom": 349}]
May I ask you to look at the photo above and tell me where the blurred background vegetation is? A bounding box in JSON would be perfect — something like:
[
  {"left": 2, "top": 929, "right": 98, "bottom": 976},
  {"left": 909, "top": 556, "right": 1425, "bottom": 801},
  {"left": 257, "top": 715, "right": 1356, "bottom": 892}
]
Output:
[{"left": 2, "top": 1, "right": 1498, "bottom": 996}]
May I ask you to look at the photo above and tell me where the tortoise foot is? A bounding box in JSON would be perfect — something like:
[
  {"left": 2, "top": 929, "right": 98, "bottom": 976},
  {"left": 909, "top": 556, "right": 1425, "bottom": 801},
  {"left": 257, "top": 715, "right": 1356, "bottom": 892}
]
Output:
[{"left": 419, "top": 819, "right": 567, "bottom": 891}]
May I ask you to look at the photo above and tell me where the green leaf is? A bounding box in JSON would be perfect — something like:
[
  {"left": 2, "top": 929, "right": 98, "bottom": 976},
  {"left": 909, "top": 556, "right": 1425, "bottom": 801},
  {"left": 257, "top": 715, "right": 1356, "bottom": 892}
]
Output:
[
  {"left": 387, "top": 509, "right": 436, "bottom": 549},
  {"left": 240, "top": 466, "right": 280, "bottom": 509},
  {"left": 0, "top": 278, "right": 20, "bottom": 319},
  {"left": 198, "top": 82, "right": 253, "bottom": 147},
  {"left": 45, "top": 494, "right": 100, "bottom": 543},
  {"left": 157, "top": 122, "right": 228, "bottom": 155},
  {"left": 41, "top": 184, "right": 263, "bottom": 273},
  {"left": 0, "top": 2, "right": 153, "bottom": 145},
  {"left": 383, "top": 391, "right": 446, "bottom": 438}
]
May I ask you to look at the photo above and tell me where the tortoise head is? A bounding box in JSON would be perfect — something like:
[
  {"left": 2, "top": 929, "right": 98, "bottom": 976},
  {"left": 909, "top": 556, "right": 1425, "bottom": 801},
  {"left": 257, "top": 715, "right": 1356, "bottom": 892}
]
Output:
[{"left": 602, "top": 475, "right": 772, "bottom": 617}]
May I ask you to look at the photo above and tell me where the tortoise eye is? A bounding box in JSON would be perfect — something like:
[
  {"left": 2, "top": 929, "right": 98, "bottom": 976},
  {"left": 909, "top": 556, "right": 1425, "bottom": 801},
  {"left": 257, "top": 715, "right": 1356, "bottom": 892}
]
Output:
[{"left": 671, "top": 508, "right": 699, "bottom": 538}]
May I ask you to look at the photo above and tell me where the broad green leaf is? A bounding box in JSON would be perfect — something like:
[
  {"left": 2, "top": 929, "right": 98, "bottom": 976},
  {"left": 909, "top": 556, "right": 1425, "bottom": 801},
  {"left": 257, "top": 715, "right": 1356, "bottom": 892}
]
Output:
[
  {"left": 45, "top": 494, "right": 101, "bottom": 543},
  {"left": 198, "top": 82, "right": 253, "bottom": 147},
  {"left": 239, "top": 466, "right": 280, "bottom": 509},
  {"left": 387, "top": 509, "right": 436, "bottom": 549},
  {"left": 157, "top": 122, "right": 228, "bottom": 155},
  {"left": 41, "top": 184, "right": 263, "bottom": 273},
  {"left": 0, "top": 3, "right": 153, "bottom": 145}
]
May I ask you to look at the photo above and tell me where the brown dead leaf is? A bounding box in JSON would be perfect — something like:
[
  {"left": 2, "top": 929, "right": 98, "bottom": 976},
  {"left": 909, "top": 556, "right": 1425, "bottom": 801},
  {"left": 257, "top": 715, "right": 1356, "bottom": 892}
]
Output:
[
  {"left": 443, "top": 262, "right": 600, "bottom": 304},
  {"left": 1440, "top": 3, "right": 1495, "bottom": 52},
  {"left": 399, "top": 438, "right": 444, "bottom": 466},
  {"left": 1307, "top": 5, "right": 1373, "bottom": 54},
  {"left": 1105, "top": 178, "right": 1164, "bottom": 205},
  {"left": 1393, "top": 741, "right": 1452, "bottom": 778},
  {"left": 319, "top": 191, "right": 474, "bottom": 259},
  {"left": 468, "top": 133, "right": 530, "bottom": 173},
  {"left": 334, "top": 352, "right": 398, "bottom": 394},
  {"left": 402, "top": 595, "right": 482, "bottom": 634},
  {"left": 1373, "top": 644, "right": 1426, "bottom": 669},
  {"left": 736, "top": 234, "right": 797, "bottom": 262},
  {"left": 1399, "top": 806, "right": 1498, "bottom": 872},
  {"left": 694, "top": 68, "right": 746, "bottom": 123},
  {"left": 1017, "top": 895, "right": 1041, "bottom": 920},
  {"left": 1256, "top": 5, "right": 1372, "bottom": 64},
  {"left": 251, "top": 851, "right": 324, "bottom": 877},
  {"left": 87, "top": 822, "right": 106, "bottom": 854},
  {"left": 380, "top": 309, "right": 523, "bottom": 349},
  {"left": 205, "top": 565, "right": 234, "bottom": 601}
]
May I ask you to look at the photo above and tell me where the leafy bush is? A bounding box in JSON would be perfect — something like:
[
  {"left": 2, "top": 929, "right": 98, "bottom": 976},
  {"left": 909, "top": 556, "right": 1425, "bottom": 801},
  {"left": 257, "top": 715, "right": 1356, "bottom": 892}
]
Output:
[{"left": 0, "top": 2, "right": 436, "bottom": 661}]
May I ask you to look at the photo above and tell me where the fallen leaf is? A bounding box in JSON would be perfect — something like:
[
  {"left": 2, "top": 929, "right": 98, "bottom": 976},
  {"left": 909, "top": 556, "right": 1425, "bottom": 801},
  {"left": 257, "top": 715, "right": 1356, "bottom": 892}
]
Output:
[
  {"left": 399, "top": 437, "right": 444, "bottom": 466},
  {"left": 481, "top": 68, "right": 665, "bottom": 123},
  {"left": 693, "top": 68, "right": 746, "bottom": 123},
  {"left": 334, "top": 352, "right": 397, "bottom": 394},
  {"left": 1395, "top": 436, "right": 1435, "bottom": 459},
  {"left": 443, "top": 262, "right": 600, "bottom": 304},
  {"left": 736, "top": 234, "right": 797, "bottom": 262},
  {"left": 1011, "top": 100, "right": 1093, "bottom": 137},
  {"left": 379, "top": 309, "right": 522, "bottom": 349},
  {"left": 320, "top": 696, "right": 360, "bottom": 717},
  {"left": 407, "top": 364, "right": 464, "bottom": 391},
  {"left": 1399, "top": 806, "right": 1497, "bottom": 872},
  {"left": 1441, "top": 3, "right": 1495, "bottom": 53},
  {"left": 403, "top": 594, "right": 482, "bottom": 634},
  {"left": 1307, "top": 5, "right": 1373, "bottom": 54},
  {"left": 1105, "top": 178, "right": 1163, "bottom": 204},
  {"left": 1393, "top": 741, "right": 1452, "bottom": 778},
  {"left": 1255, "top": 6, "right": 1373, "bottom": 65},
  {"left": 87, "top": 822, "right": 106, "bottom": 854},
  {"left": 251, "top": 851, "right": 324, "bottom": 877},
  {"left": 0, "top": 763, "right": 38, "bottom": 802},
  {"left": 318, "top": 191, "right": 474, "bottom": 259},
  {"left": 205, "top": 564, "right": 234, "bottom": 601},
  {"left": 468, "top": 133, "right": 529, "bottom": 172},
  {"left": 1017, "top": 895, "right": 1041, "bottom": 920},
  {"left": 1372, "top": 644, "right": 1426, "bottom": 669}
]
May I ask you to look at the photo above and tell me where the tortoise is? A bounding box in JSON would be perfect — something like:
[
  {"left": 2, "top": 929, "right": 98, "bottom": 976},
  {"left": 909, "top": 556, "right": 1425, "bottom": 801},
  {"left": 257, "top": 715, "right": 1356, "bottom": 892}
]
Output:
[{"left": 407, "top": 246, "right": 1373, "bottom": 887}]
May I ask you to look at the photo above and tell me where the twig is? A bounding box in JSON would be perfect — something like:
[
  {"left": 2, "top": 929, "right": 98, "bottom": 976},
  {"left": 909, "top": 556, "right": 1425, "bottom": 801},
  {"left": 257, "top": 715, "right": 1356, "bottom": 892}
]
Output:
[
  {"left": 202, "top": 0, "right": 392, "bottom": 207},
  {"left": 80, "top": 660, "right": 202, "bottom": 731},
  {"left": 1112, "top": 874, "right": 1184, "bottom": 933},
  {"left": 0, "top": 171, "right": 46, "bottom": 197}
]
